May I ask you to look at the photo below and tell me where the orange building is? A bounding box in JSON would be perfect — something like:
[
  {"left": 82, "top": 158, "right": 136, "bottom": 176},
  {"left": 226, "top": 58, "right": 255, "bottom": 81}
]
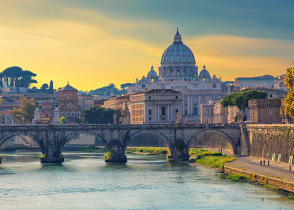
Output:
[{"left": 57, "top": 83, "right": 82, "bottom": 123}]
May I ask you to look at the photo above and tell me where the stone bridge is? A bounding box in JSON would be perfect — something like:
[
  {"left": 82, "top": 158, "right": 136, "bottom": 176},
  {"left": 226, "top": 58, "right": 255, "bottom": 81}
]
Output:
[{"left": 0, "top": 123, "right": 249, "bottom": 164}]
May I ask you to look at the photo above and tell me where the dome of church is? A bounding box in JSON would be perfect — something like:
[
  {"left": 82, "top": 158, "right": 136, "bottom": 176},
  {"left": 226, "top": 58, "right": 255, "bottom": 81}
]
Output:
[
  {"left": 147, "top": 66, "right": 158, "bottom": 78},
  {"left": 160, "top": 29, "right": 196, "bottom": 66},
  {"left": 199, "top": 66, "right": 211, "bottom": 79}
]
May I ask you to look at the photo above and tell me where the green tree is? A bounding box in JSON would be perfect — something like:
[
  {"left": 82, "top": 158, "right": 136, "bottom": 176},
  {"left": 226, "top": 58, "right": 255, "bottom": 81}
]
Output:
[
  {"left": 221, "top": 90, "right": 267, "bottom": 110},
  {"left": 285, "top": 67, "right": 294, "bottom": 119},
  {"left": 49, "top": 80, "right": 54, "bottom": 94},
  {"left": 1, "top": 66, "right": 37, "bottom": 88},
  {"left": 84, "top": 107, "right": 117, "bottom": 124},
  {"left": 11, "top": 97, "right": 36, "bottom": 123}
]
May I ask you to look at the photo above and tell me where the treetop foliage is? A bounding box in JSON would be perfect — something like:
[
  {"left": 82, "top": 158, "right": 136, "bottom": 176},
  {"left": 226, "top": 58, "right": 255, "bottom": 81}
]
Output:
[
  {"left": 221, "top": 90, "right": 267, "bottom": 110},
  {"left": 84, "top": 107, "right": 117, "bottom": 124},
  {"left": 285, "top": 67, "right": 294, "bottom": 119},
  {"left": 11, "top": 97, "right": 36, "bottom": 123}
]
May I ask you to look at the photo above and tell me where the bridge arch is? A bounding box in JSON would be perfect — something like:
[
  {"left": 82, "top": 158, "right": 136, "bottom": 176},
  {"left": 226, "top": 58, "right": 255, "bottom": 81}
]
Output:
[
  {"left": 0, "top": 133, "right": 44, "bottom": 152},
  {"left": 63, "top": 131, "right": 107, "bottom": 147},
  {"left": 128, "top": 130, "right": 171, "bottom": 147},
  {"left": 187, "top": 129, "right": 237, "bottom": 155}
]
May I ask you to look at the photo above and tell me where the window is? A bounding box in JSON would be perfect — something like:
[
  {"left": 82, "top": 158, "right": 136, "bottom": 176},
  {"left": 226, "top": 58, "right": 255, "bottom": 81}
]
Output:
[
  {"left": 68, "top": 103, "right": 73, "bottom": 108},
  {"left": 148, "top": 110, "right": 152, "bottom": 115},
  {"left": 66, "top": 112, "right": 70, "bottom": 117},
  {"left": 149, "top": 117, "right": 152, "bottom": 121},
  {"left": 148, "top": 96, "right": 151, "bottom": 100},
  {"left": 176, "top": 109, "right": 178, "bottom": 113},
  {"left": 76, "top": 112, "right": 80, "bottom": 117},
  {"left": 71, "top": 112, "right": 75, "bottom": 117},
  {"left": 176, "top": 96, "right": 179, "bottom": 100},
  {"left": 162, "top": 107, "right": 166, "bottom": 116}
]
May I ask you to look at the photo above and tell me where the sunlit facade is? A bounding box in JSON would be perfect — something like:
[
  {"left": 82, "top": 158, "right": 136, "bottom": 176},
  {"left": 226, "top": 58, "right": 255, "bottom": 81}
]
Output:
[{"left": 128, "top": 29, "right": 229, "bottom": 122}]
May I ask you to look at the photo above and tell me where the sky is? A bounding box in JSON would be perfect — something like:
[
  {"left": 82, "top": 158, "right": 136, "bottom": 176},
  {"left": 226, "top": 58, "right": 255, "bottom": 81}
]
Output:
[{"left": 0, "top": 0, "right": 294, "bottom": 91}]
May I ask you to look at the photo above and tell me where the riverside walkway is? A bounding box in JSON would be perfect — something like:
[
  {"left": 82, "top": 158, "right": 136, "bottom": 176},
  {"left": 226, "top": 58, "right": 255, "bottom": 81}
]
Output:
[{"left": 225, "top": 157, "right": 294, "bottom": 192}]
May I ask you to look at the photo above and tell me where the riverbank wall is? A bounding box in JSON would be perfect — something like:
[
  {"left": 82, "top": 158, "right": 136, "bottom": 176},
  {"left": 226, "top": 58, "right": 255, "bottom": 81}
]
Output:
[
  {"left": 223, "top": 164, "right": 294, "bottom": 193},
  {"left": 246, "top": 124, "right": 294, "bottom": 164}
]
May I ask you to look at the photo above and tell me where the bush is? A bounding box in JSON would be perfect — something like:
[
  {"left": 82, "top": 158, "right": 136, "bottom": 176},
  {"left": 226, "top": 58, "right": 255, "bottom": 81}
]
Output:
[
  {"left": 125, "top": 147, "right": 168, "bottom": 155},
  {"left": 195, "top": 155, "right": 236, "bottom": 170},
  {"left": 104, "top": 151, "right": 113, "bottom": 161}
]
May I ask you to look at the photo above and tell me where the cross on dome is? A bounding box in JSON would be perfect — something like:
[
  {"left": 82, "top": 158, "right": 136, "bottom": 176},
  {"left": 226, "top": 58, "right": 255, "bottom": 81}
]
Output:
[{"left": 174, "top": 27, "right": 182, "bottom": 43}]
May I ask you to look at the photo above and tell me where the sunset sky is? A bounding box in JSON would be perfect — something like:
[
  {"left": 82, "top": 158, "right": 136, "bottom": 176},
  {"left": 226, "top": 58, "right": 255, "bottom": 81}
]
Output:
[{"left": 1, "top": 0, "right": 294, "bottom": 91}]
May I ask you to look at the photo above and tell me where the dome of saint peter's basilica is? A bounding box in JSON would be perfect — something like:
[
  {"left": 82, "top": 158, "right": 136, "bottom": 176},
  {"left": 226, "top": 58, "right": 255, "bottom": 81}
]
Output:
[{"left": 159, "top": 28, "right": 198, "bottom": 80}]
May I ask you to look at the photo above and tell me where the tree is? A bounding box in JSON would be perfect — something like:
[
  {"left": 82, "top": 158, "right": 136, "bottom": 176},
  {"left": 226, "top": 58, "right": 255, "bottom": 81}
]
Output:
[
  {"left": 11, "top": 97, "right": 36, "bottom": 124},
  {"left": 221, "top": 90, "right": 267, "bottom": 110},
  {"left": 84, "top": 107, "right": 117, "bottom": 124},
  {"left": 60, "top": 116, "right": 68, "bottom": 124},
  {"left": 49, "top": 80, "right": 54, "bottom": 94},
  {"left": 1, "top": 66, "right": 37, "bottom": 88},
  {"left": 285, "top": 67, "right": 294, "bottom": 119},
  {"left": 40, "top": 83, "right": 49, "bottom": 92}
]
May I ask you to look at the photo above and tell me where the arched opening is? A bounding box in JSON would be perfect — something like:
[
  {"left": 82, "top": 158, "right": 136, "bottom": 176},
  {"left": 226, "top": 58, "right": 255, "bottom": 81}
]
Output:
[
  {"left": 0, "top": 134, "right": 40, "bottom": 151},
  {"left": 63, "top": 132, "right": 106, "bottom": 152},
  {"left": 0, "top": 134, "right": 42, "bottom": 163},
  {"left": 127, "top": 131, "right": 170, "bottom": 155},
  {"left": 188, "top": 130, "right": 236, "bottom": 156}
]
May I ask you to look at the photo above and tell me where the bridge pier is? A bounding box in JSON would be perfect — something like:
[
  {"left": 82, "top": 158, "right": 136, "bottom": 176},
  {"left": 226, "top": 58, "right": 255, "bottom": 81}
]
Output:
[
  {"left": 167, "top": 140, "right": 190, "bottom": 162},
  {"left": 104, "top": 141, "right": 127, "bottom": 163},
  {"left": 41, "top": 146, "right": 64, "bottom": 164}
]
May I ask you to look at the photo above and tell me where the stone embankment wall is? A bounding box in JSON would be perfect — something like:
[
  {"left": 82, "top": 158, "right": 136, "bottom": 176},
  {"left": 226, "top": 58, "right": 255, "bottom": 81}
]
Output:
[
  {"left": 224, "top": 165, "right": 294, "bottom": 193},
  {"left": 246, "top": 124, "right": 294, "bottom": 163}
]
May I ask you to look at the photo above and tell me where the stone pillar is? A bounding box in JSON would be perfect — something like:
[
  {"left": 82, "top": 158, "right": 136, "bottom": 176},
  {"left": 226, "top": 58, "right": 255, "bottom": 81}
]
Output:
[
  {"left": 104, "top": 141, "right": 127, "bottom": 163},
  {"left": 167, "top": 139, "right": 190, "bottom": 162},
  {"left": 53, "top": 106, "right": 60, "bottom": 124},
  {"left": 40, "top": 131, "right": 64, "bottom": 164},
  {"left": 33, "top": 106, "right": 41, "bottom": 124}
]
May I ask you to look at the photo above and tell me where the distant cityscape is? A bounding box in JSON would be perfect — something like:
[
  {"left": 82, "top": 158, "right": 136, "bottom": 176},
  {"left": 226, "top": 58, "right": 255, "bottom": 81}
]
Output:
[{"left": 0, "top": 29, "right": 289, "bottom": 128}]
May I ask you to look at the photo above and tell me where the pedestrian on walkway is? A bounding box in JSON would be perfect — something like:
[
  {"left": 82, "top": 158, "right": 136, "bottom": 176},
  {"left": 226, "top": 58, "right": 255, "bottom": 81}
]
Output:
[
  {"left": 289, "top": 165, "right": 292, "bottom": 172},
  {"left": 263, "top": 160, "right": 265, "bottom": 166},
  {"left": 268, "top": 160, "right": 270, "bottom": 166},
  {"left": 260, "top": 160, "right": 262, "bottom": 166}
]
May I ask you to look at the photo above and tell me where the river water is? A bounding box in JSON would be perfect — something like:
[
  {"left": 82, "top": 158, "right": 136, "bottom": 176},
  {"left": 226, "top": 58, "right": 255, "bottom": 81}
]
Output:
[{"left": 0, "top": 151, "right": 293, "bottom": 210}]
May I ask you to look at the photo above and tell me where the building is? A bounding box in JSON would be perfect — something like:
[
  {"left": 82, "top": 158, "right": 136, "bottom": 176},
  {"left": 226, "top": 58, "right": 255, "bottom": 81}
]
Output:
[
  {"left": 129, "top": 89, "right": 182, "bottom": 124},
  {"left": 127, "top": 29, "right": 229, "bottom": 122},
  {"left": 213, "top": 101, "right": 228, "bottom": 123},
  {"left": 235, "top": 75, "right": 275, "bottom": 89},
  {"left": 57, "top": 83, "right": 82, "bottom": 123},
  {"left": 241, "top": 87, "right": 287, "bottom": 99},
  {"left": 248, "top": 99, "right": 282, "bottom": 124},
  {"left": 78, "top": 94, "right": 94, "bottom": 112},
  {"left": 103, "top": 95, "right": 129, "bottom": 111},
  {"left": 200, "top": 103, "right": 214, "bottom": 124},
  {"left": 274, "top": 74, "right": 287, "bottom": 90}
]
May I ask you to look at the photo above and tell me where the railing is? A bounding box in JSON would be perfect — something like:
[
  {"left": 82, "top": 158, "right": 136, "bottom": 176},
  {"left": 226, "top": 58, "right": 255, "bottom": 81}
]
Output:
[{"left": 0, "top": 123, "right": 241, "bottom": 130}]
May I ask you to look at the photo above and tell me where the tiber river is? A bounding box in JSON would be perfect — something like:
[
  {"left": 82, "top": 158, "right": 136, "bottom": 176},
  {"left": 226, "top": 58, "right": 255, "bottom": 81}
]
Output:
[{"left": 0, "top": 151, "right": 294, "bottom": 210}]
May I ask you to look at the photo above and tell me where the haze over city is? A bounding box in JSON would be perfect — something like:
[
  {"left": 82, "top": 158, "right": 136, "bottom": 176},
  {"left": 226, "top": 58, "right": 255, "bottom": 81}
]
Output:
[{"left": 1, "top": 0, "right": 294, "bottom": 90}]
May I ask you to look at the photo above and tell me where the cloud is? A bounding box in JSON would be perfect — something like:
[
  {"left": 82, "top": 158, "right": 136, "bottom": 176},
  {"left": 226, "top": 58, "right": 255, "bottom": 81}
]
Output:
[
  {"left": 186, "top": 35, "right": 294, "bottom": 80},
  {"left": 0, "top": 1, "right": 293, "bottom": 90}
]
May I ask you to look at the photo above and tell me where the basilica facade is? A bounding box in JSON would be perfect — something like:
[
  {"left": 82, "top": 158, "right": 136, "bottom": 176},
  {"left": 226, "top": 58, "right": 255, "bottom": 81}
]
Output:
[{"left": 127, "top": 29, "right": 229, "bottom": 122}]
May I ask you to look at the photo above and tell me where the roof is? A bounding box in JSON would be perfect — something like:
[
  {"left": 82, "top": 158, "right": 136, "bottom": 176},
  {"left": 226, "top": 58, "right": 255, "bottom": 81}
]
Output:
[
  {"left": 132, "top": 89, "right": 181, "bottom": 96},
  {"left": 236, "top": 75, "right": 274, "bottom": 80},
  {"left": 60, "top": 84, "right": 78, "bottom": 91}
]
